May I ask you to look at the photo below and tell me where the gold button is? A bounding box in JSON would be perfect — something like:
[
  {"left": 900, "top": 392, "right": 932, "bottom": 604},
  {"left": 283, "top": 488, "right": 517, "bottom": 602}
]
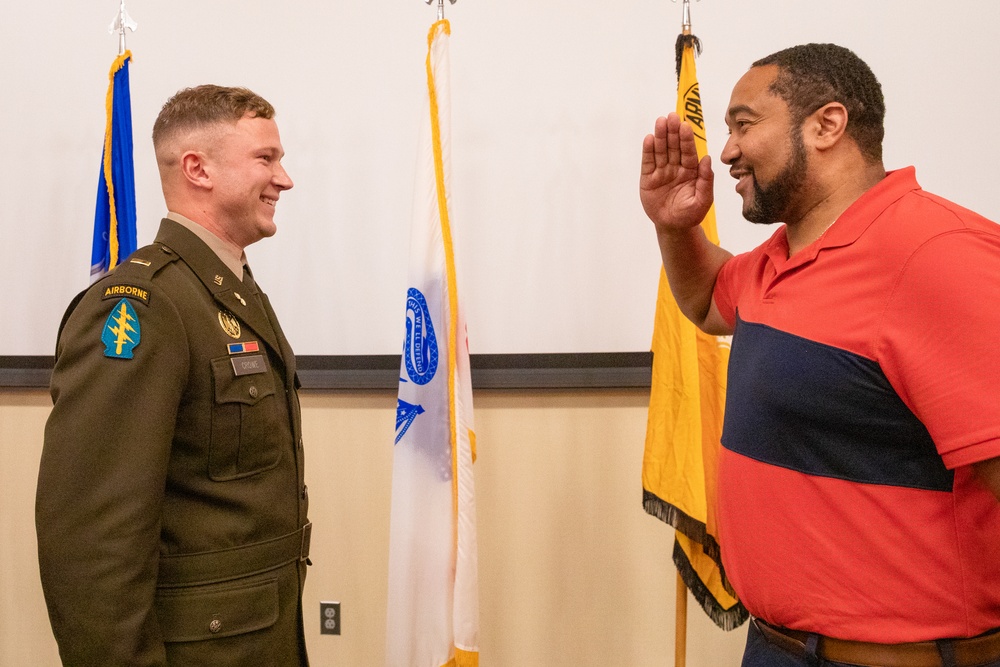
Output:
[
  {"left": 249, "top": 386, "right": 258, "bottom": 399},
  {"left": 209, "top": 618, "right": 222, "bottom": 634}
]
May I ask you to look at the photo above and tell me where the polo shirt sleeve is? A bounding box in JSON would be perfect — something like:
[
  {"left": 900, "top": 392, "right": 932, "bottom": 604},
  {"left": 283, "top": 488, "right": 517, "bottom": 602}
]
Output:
[
  {"left": 713, "top": 250, "right": 755, "bottom": 329},
  {"left": 876, "top": 228, "right": 1000, "bottom": 469}
]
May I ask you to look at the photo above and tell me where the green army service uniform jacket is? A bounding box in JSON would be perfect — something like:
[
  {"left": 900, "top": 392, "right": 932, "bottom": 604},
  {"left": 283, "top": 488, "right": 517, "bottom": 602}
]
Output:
[{"left": 37, "top": 219, "right": 311, "bottom": 667}]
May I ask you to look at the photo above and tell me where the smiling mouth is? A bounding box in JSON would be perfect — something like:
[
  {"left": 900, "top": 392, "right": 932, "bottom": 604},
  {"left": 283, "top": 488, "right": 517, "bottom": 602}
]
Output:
[
  {"left": 730, "top": 169, "right": 753, "bottom": 193},
  {"left": 730, "top": 165, "right": 751, "bottom": 180},
  {"left": 260, "top": 197, "right": 277, "bottom": 207}
]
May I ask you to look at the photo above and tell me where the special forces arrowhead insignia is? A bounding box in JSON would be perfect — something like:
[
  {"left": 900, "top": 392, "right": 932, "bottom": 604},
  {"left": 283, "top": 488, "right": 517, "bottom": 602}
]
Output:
[{"left": 102, "top": 298, "right": 141, "bottom": 359}]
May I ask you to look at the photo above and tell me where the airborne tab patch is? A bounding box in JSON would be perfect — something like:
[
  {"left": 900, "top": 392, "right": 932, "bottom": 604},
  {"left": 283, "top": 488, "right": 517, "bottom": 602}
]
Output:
[
  {"left": 102, "top": 298, "right": 141, "bottom": 359},
  {"left": 102, "top": 283, "right": 150, "bottom": 306}
]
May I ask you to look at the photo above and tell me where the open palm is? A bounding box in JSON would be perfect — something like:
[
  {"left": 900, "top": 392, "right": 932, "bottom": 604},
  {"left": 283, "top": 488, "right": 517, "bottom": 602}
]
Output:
[{"left": 639, "top": 113, "right": 715, "bottom": 231}]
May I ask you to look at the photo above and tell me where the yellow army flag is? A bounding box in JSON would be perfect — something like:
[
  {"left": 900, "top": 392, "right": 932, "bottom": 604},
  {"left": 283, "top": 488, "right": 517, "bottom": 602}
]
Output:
[{"left": 641, "top": 32, "right": 748, "bottom": 630}]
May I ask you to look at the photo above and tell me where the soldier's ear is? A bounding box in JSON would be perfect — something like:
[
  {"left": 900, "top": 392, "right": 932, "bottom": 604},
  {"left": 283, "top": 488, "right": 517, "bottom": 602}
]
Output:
[{"left": 179, "top": 151, "right": 213, "bottom": 191}]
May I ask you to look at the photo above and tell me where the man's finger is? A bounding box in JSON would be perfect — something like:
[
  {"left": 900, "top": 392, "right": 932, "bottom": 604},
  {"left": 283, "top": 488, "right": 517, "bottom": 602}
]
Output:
[
  {"left": 652, "top": 116, "right": 670, "bottom": 170},
  {"left": 640, "top": 134, "right": 656, "bottom": 176}
]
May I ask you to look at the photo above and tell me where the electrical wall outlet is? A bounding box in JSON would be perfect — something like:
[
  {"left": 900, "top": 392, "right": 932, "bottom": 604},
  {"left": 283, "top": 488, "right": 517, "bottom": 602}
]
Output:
[{"left": 320, "top": 601, "right": 341, "bottom": 635}]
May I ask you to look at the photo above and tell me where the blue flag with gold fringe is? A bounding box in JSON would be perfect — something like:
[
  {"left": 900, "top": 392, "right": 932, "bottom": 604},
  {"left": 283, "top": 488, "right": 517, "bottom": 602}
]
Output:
[{"left": 91, "top": 51, "right": 137, "bottom": 281}]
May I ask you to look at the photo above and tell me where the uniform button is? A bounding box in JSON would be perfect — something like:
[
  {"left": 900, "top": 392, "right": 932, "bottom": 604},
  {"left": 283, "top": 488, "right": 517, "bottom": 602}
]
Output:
[
  {"left": 209, "top": 618, "right": 222, "bottom": 634},
  {"left": 249, "top": 386, "right": 258, "bottom": 399},
  {"left": 302, "top": 485, "right": 309, "bottom": 500}
]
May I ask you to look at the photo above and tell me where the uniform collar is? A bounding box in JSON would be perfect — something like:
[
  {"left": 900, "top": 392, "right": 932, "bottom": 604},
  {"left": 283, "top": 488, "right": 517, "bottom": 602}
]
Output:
[
  {"left": 155, "top": 218, "right": 282, "bottom": 361},
  {"left": 166, "top": 211, "right": 249, "bottom": 283}
]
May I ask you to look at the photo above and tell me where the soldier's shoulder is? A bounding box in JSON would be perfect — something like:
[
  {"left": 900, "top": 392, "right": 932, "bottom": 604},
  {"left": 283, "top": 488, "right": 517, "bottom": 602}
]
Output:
[
  {"left": 62, "top": 245, "right": 181, "bottom": 328},
  {"left": 95, "top": 243, "right": 183, "bottom": 294},
  {"left": 108, "top": 243, "right": 181, "bottom": 281},
  {"left": 55, "top": 244, "right": 184, "bottom": 354}
]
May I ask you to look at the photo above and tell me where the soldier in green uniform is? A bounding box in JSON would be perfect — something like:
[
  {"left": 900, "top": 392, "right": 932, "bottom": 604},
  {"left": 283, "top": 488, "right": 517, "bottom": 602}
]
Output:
[{"left": 36, "top": 85, "right": 311, "bottom": 666}]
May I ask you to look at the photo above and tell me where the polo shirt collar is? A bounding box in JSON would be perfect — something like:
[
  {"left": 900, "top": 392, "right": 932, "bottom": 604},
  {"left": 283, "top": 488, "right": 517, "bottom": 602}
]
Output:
[{"left": 759, "top": 167, "right": 921, "bottom": 272}]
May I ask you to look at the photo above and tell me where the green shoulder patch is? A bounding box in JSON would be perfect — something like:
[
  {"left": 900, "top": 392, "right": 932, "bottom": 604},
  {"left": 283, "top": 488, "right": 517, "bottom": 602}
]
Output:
[{"left": 102, "top": 298, "right": 142, "bottom": 359}]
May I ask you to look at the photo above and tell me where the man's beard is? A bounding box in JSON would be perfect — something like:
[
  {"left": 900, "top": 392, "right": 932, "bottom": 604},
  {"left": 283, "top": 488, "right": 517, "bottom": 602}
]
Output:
[{"left": 743, "top": 127, "right": 808, "bottom": 225}]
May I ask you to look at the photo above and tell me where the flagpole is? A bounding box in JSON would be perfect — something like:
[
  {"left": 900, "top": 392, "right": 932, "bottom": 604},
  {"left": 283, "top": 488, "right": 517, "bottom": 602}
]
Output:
[
  {"left": 108, "top": 0, "right": 137, "bottom": 55},
  {"left": 675, "top": 570, "right": 688, "bottom": 666},
  {"left": 425, "top": 0, "right": 456, "bottom": 21},
  {"left": 669, "top": 8, "right": 697, "bottom": 665}
]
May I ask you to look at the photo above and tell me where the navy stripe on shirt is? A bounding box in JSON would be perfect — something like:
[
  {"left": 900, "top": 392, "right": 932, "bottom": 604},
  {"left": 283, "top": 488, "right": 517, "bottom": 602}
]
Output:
[{"left": 722, "top": 316, "right": 953, "bottom": 492}]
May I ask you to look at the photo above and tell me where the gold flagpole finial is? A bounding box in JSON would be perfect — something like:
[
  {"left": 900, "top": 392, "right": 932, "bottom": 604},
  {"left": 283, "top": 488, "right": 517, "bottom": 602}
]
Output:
[
  {"left": 425, "top": 0, "right": 457, "bottom": 20},
  {"left": 107, "top": 0, "right": 138, "bottom": 55}
]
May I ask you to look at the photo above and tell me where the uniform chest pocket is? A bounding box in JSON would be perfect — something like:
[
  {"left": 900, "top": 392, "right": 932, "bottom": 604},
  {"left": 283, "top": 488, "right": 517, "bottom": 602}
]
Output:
[{"left": 209, "top": 357, "right": 282, "bottom": 481}]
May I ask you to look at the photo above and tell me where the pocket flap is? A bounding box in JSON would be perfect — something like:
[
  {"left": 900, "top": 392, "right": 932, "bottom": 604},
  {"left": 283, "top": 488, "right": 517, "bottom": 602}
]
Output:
[
  {"left": 211, "top": 357, "right": 276, "bottom": 406},
  {"left": 156, "top": 578, "right": 279, "bottom": 642}
]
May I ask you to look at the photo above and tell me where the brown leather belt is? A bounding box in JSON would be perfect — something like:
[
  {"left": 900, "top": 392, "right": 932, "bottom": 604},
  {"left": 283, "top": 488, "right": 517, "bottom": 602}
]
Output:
[{"left": 753, "top": 618, "right": 1000, "bottom": 667}]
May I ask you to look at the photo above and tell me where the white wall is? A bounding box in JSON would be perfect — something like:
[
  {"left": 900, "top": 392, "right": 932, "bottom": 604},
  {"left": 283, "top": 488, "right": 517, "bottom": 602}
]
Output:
[{"left": 3, "top": 0, "right": 998, "bottom": 356}]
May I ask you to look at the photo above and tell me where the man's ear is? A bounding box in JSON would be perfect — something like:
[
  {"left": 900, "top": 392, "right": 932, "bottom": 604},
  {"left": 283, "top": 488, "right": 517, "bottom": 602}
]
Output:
[
  {"left": 179, "top": 151, "right": 213, "bottom": 190},
  {"left": 806, "top": 102, "right": 848, "bottom": 151}
]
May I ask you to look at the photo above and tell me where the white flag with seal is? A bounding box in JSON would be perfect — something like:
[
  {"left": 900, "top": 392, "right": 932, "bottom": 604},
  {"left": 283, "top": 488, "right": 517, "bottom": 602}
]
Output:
[{"left": 386, "top": 19, "right": 480, "bottom": 667}]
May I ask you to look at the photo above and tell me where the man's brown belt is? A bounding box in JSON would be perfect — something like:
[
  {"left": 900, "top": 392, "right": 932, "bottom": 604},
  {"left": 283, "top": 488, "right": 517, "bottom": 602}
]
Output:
[
  {"left": 157, "top": 523, "right": 312, "bottom": 588},
  {"left": 753, "top": 617, "right": 1000, "bottom": 667}
]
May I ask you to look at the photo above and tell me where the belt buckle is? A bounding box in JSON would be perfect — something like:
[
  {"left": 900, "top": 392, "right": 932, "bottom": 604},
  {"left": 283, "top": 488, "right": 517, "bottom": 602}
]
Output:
[{"left": 300, "top": 522, "right": 312, "bottom": 561}]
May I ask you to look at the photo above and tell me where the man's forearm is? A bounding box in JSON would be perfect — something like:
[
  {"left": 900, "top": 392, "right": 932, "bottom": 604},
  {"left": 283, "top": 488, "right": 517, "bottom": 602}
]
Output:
[
  {"left": 973, "top": 456, "right": 1000, "bottom": 502},
  {"left": 657, "top": 224, "right": 733, "bottom": 334}
]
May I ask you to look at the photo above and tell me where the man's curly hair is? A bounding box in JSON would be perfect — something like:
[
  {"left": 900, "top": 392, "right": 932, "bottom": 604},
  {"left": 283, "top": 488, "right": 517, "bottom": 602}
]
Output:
[{"left": 754, "top": 44, "right": 885, "bottom": 163}]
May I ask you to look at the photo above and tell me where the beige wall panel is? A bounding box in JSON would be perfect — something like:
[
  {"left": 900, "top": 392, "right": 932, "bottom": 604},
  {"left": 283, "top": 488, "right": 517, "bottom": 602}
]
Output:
[
  {"left": 0, "top": 389, "right": 62, "bottom": 667},
  {"left": 2, "top": 387, "right": 747, "bottom": 666}
]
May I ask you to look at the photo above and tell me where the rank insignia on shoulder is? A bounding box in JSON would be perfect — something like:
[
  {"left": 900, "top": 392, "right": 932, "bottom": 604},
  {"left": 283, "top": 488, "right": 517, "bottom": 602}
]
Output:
[
  {"left": 102, "top": 298, "right": 141, "bottom": 359},
  {"left": 102, "top": 283, "right": 150, "bottom": 306},
  {"left": 227, "top": 341, "right": 260, "bottom": 354},
  {"left": 218, "top": 310, "right": 241, "bottom": 339}
]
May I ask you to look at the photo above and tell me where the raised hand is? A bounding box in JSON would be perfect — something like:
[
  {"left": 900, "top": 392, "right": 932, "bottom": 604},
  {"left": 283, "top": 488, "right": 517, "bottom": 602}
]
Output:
[{"left": 639, "top": 113, "right": 715, "bottom": 233}]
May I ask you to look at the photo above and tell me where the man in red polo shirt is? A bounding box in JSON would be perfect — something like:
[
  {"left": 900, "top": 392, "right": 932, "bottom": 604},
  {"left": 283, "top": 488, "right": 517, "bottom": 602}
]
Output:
[{"left": 640, "top": 43, "right": 1000, "bottom": 667}]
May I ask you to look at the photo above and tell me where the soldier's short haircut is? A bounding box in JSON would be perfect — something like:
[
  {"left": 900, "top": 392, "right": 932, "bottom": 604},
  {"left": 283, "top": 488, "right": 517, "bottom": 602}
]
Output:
[{"left": 152, "top": 85, "right": 275, "bottom": 153}]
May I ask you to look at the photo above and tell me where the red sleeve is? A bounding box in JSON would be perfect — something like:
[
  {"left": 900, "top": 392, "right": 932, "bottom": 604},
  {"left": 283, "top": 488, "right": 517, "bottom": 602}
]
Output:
[
  {"left": 877, "top": 229, "right": 1000, "bottom": 469},
  {"left": 713, "top": 249, "right": 758, "bottom": 329}
]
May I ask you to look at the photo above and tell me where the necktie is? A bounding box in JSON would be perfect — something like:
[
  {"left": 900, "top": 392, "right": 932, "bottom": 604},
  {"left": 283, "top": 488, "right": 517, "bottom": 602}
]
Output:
[{"left": 242, "top": 264, "right": 256, "bottom": 292}]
